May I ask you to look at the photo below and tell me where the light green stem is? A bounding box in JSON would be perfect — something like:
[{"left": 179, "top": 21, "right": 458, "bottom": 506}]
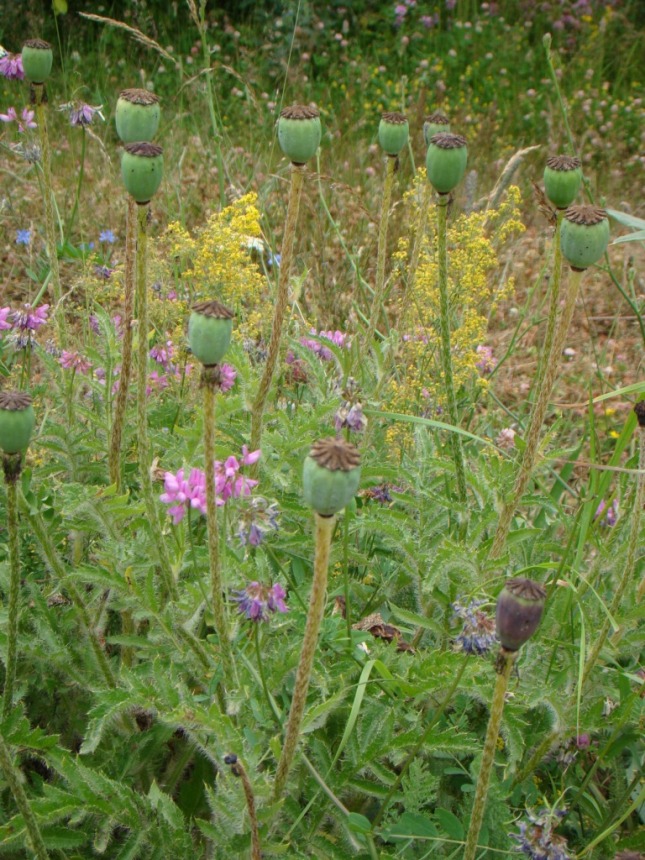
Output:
[
  {"left": 363, "top": 156, "right": 396, "bottom": 353},
  {"left": 21, "top": 494, "right": 117, "bottom": 689},
  {"left": 109, "top": 196, "right": 137, "bottom": 489},
  {"left": 0, "top": 731, "right": 50, "bottom": 860},
  {"left": 533, "top": 212, "right": 564, "bottom": 396},
  {"left": 436, "top": 196, "right": 467, "bottom": 503},
  {"left": 2, "top": 465, "right": 20, "bottom": 716},
  {"left": 400, "top": 175, "right": 430, "bottom": 331},
  {"left": 135, "top": 205, "right": 178, "bottom": 601},
  {"left": 581, "top": 426, "right": 644, "bottom": 686},
  {"left": 67, "top": 126, "right": 85, "bottom": 237},
  {"left": 250, "top": 164, "right": 305, "bottom": 462},
  {"left": 463, "top": 649, "right": 517, "bottom": 860},
  {"left": 203, "top": 377, "right": 234, "bottom": 696},
  {"left": 273, "top": 513, "right": 336, "bottom": 799},
  {"left": 33, "top": 85, "right": 63, "bottom": 342},
  {"left": 230, "top": 759, "right": 262, "bottom": 860},
  {"left": 491, "top": 268, "right": 584, "bottom": 558}
]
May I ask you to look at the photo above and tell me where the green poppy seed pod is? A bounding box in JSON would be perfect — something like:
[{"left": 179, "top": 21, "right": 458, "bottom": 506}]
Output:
[
  {"left": 543, "top": 155, "right": 582, "bottom": 209},
  {"left": 378, "top": 111, "right": 409, "bottom": 156},
  {"left": 21, "top": 39, "right": 53, "bottom": 83},
  {"left": 560, "top": 205, "right": 610, "bottom": 271},
  {"left": 495, "top": 577, "right": 546, "bottom": 652},
  {"left": 303, "top": 438, "right": 361, "bottom": 517},
  {"left": 277, "top": 104, "right": 321, "bottom": 164},
  {"left": 426, "top": 132, "right": 468, "bottom": 195},
  {"left": 115, "top": 88, "right": 161, "bottom": 143},
  {"left": 423, "top": 112, "right": 450, "bottom": 147},
  {"left": 121, "top": 142, "right": 163, "bottom": 204},
  {"left": 0, "top": 391, "right": 35, "bottom": 454},
  {"left": 188, "top": 300, "right": 234, "bottom": 366}
]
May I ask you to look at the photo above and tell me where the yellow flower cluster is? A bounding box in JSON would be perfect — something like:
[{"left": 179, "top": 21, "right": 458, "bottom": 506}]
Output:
[
  {"left": 164, "top": 193, "right": 269, "bottom": 340},
  {"left": 386, "top": 175, "right": 524, "bottom": 453}
]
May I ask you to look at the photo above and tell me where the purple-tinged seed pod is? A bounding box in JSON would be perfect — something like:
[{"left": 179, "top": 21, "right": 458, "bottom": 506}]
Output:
[{"left": 495, "top": 577, "right": 546, "bottom": 651}]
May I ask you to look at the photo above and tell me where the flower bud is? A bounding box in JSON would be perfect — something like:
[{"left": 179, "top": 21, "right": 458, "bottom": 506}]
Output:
[
  {"left": 426, "top": 132, "right": 468, "bottom": 194},
  {"left": 0, "top": 391, "right": 35, "bottom": 454},
  {"left": 188, "top": 300, "right": 234, "bottom": 366},
  {"left": 560, "top": 205, "right": 610, "bottom": 271},
  {"left": 21, "top": 39, "right": 53, "bottom": 83},
  {"left": 543, "top": 155, "right": 582, "bottom": 209},
  {"left": 495, "top": 577, "right": 546, "bottom": 652},
  {"left": 423, "top": 112, "right": 450, "bottom": 147},
  {"left": 277, "top": 105, "right": 321, "bottom": 164},
  {"left": 378, "top": 111, "right": 409, "bottom": 156},
  {"left": 115, "top": 88, "right": 161, "bottom": 143},
  {"left": 121, "top": 142, "right": 163, "bottom": 204},
  {"left": 303, "top": 438, "right": 361, "bottom": 516}
]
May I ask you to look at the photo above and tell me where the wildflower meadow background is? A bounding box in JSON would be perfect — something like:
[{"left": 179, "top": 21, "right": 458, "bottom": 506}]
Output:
[{"left": 0, "top": 1, "right": 644, "bottom": 858}]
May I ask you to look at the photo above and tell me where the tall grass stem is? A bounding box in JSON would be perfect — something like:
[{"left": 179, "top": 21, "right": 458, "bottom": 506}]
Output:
[
  {"left": 135, "top": 205, "right": 178, "bottom": 600},
  {"left": 491, "top": 268, "right": 584, "bottom": 558},
  {"left": 463, "top": 648, "right": 517, "bottom": 860},
  {"left": 436, "top": 196, "right": 467, "bottom": 503},
  {"left": 0, "top": 732, "right": 50, "bottom": 859},
  {"left": 363, "top": 156, "right": 396, "bottom": 353},
  {"left": 273, "top": 513, "right": 335, "bottom": 799},
  {"left": 250, "top": 164, "right": 305, "bottom": 461},
  {"left": 533, "top": 212, "right": 564, "bottom": 397},
  {"left": 2, "top": 462, "right": 21, "bottom": 716}
]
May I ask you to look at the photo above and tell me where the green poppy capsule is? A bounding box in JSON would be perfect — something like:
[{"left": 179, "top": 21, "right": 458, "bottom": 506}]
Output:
[
  {"left": 115, "top": 88, "right": 161, "bottom": 143},
  {"left": 121, "top": 142, "right": 163, "bottom": 204},
  {"left": 0, "top": 391, "right": 35, "bottom": 455},
  {"left": 495, "top": 578, "right": 546, "bottom": 652},
  {"left": 543, "top": 155, "right": 582, "bottom": 209},
  {"left": 426, "top": 132, "right": 468, "bottom": 195},
  {"left": 560, "top": 205, "right": 610, "bottom": 270},
  {"left": 378, "top": 111, "right": 409, "bottom": 156},
  {"left": 423, "top": 112, "right": 450, "bottom": 147},
  {"left": 303, "top": 438, "right": 361, "bottom": 517},
  {"left": 277, "top": 105, "right": 321, "bottom": 164},
  {"left": 21, "top": 39, "right": 53, "bottom": 83},
  {"left": 188, "top": 300, "right": 234, "bottom": 367}
]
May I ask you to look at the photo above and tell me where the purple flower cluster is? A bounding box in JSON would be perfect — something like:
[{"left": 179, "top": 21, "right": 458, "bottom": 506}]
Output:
[
  {"left": 160, "top": 447, "right": 261, "bottom": 525},
  {"left": 233, "top": 581, "right": 288, "bottom": 622},
  {"left": 1, "top": 304, "right": 49, "bottom": 343},
  {"left": 335, "top": 402, "right": 367, "bottom": 433},
  {"left": 237, "top": 496, "right": 280, "bottom": 547},
  {"left": 511, "top": 807, "right": 570, "bottom": 860},
  {"left": 60, "top": 350, "right": 92, "bottom": 374},
  {"left": 0, "top": 53, "right": 24, "bottom": 80},
  {"left": 452, "top": 598, "right": 497, "bottom": 656},
  {"left": 0, "top": 106, "right": 36, "bottom": 132},
  {"left": 475, "top": 345, "right": 497, "bottom": 375},
  {"left": 300, "top": 328, "right": 349, "bottom": 361},
  {"left": 59, "top": 102, "right": 104, "bottom": 127},
  {"left": 594, "top": 498, "right": 618, "bottom": 527}
]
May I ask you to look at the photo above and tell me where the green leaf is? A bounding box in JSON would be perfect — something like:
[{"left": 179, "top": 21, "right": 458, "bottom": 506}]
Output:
[
  {"left": 346, "top": 812, "right": 372, "bottom": 835},
  {"left": 606, "top": 208, "right": 645, "bottom": 230},
  {"left": 612, "top": 229, "right": 645, "bottom": 245},
  {"left": 381, "top": 811, "right": 438, "bottom": 842},
  {"left": 433, "top": 807, "right": 464, "bottom": 840}
]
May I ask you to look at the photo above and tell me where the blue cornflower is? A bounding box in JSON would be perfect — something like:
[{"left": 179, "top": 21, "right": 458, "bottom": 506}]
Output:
[
  {"left": 99, "top": 229, "right": 116, "bottom": 244},
  {"left": 15, "top": 229, "right": 31, "bottom": 245},
  {"left": 452, "top": 598, "right": 497, "bottom": 656}
]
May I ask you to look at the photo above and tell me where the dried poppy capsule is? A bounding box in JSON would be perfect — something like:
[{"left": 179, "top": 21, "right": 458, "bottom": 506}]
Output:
[
  {"left": 21, "top": 39, "right": 53, "bottom": 84},
  {"left": 277, "top": 105, "right": 321, "bottom": 164},
  {"left": 543, "top": 155, "right": 582, "bottom": 209},
  {"left": 634, "top": 401, "right": 645, "bottom": 428},
  {"left": 188, "top": 300, "right": 233, "bottom": 366},
  {"left": 426, "top": 132, "right": 468, "bottom": 194},
  {"left": 495, "top": 577, "right": 546, "bottom": 651},
  {"left": 115, "top": 88, "right": 160, "bottom": 144},
  {"left": 121, "top": 142, "right": 163, "bottom": 204},
  {"left": 0, "top": 391, "right": 35, "bottom": 454},
  {"left": 303, "top": 438, "right": 361, "bottom": 516},
  {"left": 378, "top": 111, "right": 409, "bottom": 156},
  {"left": 560, "top": 205, "right": 610, "bottom": 270},
  {"left": 423, "top": 112, "right": 450, "bottom": 147}
]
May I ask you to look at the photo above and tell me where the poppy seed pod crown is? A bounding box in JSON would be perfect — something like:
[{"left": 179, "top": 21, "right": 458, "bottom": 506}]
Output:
[
  {"left": 21, "top": 39, "right": 53, "bottom": 83},
  {"left": 423, "top": 112, "right": 450, "bottom": 147},
  {"left": 116, "top": 88, "right": 161, "bottom": 143},
  {"left": 277, "top": 105, "right": 322, "bottom": 164},
  {"left": 188, "top": 300, "right": 234, "bottom": 367},
  {"left": 378, "top": 111, "right": 409, "bottom": 156},
  {"left": 0, "top": 391, "right": 36, "bottom": 454},
  {"left": 543, "top": 155, "right": 583, "bottom": 209},
  {"left": 426, "top": 132, "right": 468, "bottom": 195},
  {"left": 560, "top": 205, "right": 610, "bottom": 270},
  {"left": 303, "top": 438, "right": 361, "bottom": 516}
]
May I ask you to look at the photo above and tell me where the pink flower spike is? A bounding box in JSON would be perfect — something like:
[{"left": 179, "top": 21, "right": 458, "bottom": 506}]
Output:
[
  {"left": 0, "top": 307, "right": 11, "bottom": 331},
  {"left": 21, "top": 108, "right": 37, "bottom": 129},
  {"left": 0, "top": 54, "right": 24, "bottom": 80},
  {"left": 0, "top": 107, "right": 17, "bottom": 123},
  {"left": 241, "top": 446, "right": 261, "bottom": 466}
]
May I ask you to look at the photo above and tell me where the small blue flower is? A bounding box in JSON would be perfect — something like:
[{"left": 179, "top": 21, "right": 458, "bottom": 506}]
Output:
[
  {"left": 267, "top": 252, "right": 281, "bottom": 267},
  {"left": 99, "top": 229, "right": 116, "bottom": 244},
  {"left": 15, "top": 229, "right": 31, "bottom": 245}
]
